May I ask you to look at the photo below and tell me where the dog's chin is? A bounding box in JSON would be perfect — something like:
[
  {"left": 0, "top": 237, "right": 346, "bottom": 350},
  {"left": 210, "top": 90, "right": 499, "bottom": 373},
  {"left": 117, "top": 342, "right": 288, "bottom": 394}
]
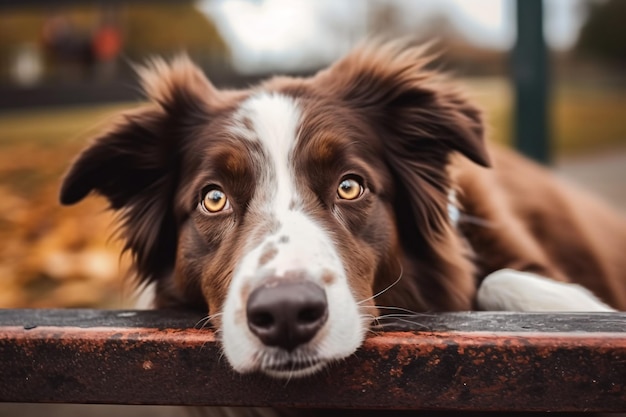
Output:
[
  {"left": 252, "top": 347, "right": 334, "bottom": 379},
  {"left": 261, "top": 358, "right": 329, "bottom": 379}
]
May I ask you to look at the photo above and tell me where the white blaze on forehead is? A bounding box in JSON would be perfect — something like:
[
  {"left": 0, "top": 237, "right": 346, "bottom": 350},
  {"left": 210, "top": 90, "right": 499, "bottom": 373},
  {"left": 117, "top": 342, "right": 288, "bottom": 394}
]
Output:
[
  {"left": 238, "top": 92, "right": 302, "bottom": 213},
  {"left": 236, "top": 92, "right": 327, "bottom": 274},
  {"left": 240, "top": 92, "right": 301, "bottom": 151},
  {"left": 221, "top": 92, "right": 366, "bottom": 376},
  {"left": 237, "top": 92, "right": 335, "bottom": 275}
]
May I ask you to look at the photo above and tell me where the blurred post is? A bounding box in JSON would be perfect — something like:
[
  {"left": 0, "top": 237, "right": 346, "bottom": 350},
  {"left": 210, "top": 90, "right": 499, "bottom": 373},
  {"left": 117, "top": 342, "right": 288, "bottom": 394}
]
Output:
[{"left": 513, "top": 0, "right": 550, "bottom": 164}]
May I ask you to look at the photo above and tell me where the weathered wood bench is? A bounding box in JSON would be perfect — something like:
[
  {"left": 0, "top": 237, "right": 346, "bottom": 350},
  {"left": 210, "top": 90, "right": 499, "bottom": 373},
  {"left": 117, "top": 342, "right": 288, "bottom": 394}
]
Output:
[{"left": 1, "top": 309, "right": 625, "bottom": 413}]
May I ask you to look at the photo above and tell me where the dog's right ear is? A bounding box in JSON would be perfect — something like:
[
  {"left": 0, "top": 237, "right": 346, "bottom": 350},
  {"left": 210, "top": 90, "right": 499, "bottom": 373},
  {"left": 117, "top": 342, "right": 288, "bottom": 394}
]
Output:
[
  {"left": 60, "top": 55, "right": 216, "bottom": 207},
  {"left": 59, "top": 56, "right": 219, "bottom": 283},
  {"left": 60, "top": 106, "right": 169, "bottom": 207}
]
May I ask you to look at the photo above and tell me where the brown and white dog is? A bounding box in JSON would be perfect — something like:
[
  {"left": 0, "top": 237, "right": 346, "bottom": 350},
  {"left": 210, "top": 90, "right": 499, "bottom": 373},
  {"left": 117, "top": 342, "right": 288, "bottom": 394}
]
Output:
[{"left": 60, "top": 42, "right": 626, "bottom": 378}]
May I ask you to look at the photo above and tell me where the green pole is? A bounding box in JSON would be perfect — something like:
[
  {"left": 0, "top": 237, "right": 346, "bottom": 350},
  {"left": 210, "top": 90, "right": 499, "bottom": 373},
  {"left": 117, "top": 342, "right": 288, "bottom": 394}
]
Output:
[{"left": 513, "top": 0, "right": 550, "bottom": 164}]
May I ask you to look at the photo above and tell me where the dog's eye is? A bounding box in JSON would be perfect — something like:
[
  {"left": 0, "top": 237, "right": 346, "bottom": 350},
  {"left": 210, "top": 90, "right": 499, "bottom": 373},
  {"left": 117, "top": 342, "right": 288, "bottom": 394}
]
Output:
[
  {"left": 337, "top": 177, "right": 364, "bottom": 200},
  {"left": 201, "top": 187, "right": 231, "bottom": 213}
]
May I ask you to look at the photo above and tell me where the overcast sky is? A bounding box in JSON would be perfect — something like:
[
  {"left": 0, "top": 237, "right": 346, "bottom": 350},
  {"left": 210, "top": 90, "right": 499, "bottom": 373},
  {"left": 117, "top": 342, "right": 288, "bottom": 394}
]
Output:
[{"left": 200, "top": 0, "right": 587, "bottom": 73}]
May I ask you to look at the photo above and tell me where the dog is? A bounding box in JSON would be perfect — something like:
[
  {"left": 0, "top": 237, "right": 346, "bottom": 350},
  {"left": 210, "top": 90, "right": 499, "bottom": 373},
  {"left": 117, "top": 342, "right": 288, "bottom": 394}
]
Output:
[{"left": 60, "top": 42, "right": 626, "bottom": 379}]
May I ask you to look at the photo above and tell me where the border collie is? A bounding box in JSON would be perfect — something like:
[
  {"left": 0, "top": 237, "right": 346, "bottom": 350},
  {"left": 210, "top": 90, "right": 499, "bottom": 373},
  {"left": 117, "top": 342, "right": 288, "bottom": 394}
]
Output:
[{"left": 60, "top": 42, "right": 625, "bottom": 378}]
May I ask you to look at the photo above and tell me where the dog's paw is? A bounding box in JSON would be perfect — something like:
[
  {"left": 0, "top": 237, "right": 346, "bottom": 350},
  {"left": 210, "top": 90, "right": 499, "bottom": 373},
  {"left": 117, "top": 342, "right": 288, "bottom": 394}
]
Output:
[{"left": 476, "top": 269, "right": 616, "bottom": 312}]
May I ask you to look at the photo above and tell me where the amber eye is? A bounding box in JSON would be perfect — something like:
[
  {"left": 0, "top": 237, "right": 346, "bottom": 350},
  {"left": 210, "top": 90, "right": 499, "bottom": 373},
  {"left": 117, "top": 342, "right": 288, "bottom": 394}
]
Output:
[
  {"left": 201, "top": 187, "right": 230, "bottom": 213},
  {"left": 337, "top": 177, "right": 364, "bottom": 200}
]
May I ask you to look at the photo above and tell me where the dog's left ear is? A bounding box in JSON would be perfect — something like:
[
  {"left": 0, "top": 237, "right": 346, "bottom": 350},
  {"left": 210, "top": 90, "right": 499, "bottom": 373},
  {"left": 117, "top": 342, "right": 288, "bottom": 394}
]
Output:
[{"left": 314, "top": 41, "right": 490, "bottom": 168}]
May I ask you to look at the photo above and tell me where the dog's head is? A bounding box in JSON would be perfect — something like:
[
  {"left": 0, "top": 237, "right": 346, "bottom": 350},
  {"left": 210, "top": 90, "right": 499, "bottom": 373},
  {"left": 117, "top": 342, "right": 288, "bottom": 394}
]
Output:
[{"left": 60, "top": 42, "right": 489, "bottom": 378}]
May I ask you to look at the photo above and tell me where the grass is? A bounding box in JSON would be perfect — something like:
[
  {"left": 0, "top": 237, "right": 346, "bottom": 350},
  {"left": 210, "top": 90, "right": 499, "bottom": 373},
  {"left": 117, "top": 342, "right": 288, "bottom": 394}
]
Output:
[
  {"left": 0, "top": 77, "right": 624, "bottom": 308},
  {"left": 552, "top": 85, "right": 626, "bottom": 153},
  {"left": 1, "top": 78, "right": 625, "bottom": 154},
  {"left": 0, "top": 102, "right": 135, "bottom": 148},
  {"left": 461, "top": 77, "right": 626, "bottom": 153}
]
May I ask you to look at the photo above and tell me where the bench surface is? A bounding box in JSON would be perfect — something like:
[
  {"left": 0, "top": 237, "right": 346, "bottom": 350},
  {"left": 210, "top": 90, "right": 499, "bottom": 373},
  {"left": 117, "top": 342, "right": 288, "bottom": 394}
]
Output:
[{"left": 0, "top": 309, "right": 625, "bottom": 412}]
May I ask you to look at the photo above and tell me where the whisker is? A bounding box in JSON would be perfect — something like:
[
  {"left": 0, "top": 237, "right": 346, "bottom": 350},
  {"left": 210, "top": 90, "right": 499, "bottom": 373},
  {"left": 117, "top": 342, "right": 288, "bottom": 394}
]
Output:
[
  {"left": 359, "top": 313, "right": 378, "bottom": 327},
  {"left": 373, "top": 317, "right": 430, "bottom": 330},
  {"left": 194, "top": 312, "right": 223, "bottom": 330},
  {"left": 374, "top": 313, "right": 424, "bottom": 320},
  {"left": 284, "top": 365, "right": 294, "bottom": 386},
  {"left": 194, "top": 316, "right": 210, "bottom": 328},
  {"left": 357, "top": 263, "right": 404, "bottom": 305},
  {"left": 361, "top": 305, "right": 435, "bottom": 317},
  {"left": 197, "top": 320, "right": 212, "bottom": 331},
  {"left": 201, "top": 328, "right": 222, "bottom": 353},
  {"left": 364, "top": 327, "right": 383, "bottom": 337},
  {"left": 217, "top": 348, "right": 226, "bottom": 364}
]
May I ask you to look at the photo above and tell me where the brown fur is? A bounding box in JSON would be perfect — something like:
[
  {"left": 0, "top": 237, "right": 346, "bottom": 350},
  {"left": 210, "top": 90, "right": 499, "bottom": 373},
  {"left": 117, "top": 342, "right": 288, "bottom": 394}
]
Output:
[
  {"left": 60, "top": 41, "right": 626, "bottom": 326},
  {"left": 451, "top": 146, "right": 626, "bottom": 309}
]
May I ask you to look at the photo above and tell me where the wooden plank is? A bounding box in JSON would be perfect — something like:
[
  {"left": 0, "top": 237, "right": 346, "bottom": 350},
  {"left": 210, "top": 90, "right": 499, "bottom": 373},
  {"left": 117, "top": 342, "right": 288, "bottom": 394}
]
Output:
[{"left": 0, "top": 309, "right": 625, "bottom": 411}]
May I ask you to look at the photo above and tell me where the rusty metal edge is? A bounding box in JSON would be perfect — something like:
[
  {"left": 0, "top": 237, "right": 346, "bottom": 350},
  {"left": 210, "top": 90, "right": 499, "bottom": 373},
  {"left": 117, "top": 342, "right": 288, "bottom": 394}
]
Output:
[
  {"left": 2, "top": 309, "right": 625, "bottom": 332},
  {"left": 0, "top": 314, "right": 625, "bottom": 411}
]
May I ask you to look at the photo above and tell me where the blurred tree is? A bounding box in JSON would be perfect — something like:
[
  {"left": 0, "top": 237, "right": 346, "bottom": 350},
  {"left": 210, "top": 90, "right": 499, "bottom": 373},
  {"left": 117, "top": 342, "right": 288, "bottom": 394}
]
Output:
[
  {"left": 575, "top": 0, "right": 626, "bottom": 67},
  {"left": 367, "top": 2, "right": 403, "bottom": 38},
  {"left": 365, "top": 4, "right": 507, "bottom": 76}
]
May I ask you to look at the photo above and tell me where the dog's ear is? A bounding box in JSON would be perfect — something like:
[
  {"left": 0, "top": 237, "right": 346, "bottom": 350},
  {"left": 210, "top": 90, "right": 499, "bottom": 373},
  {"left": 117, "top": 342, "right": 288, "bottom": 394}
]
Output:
[
  {"left": 60, "top": 55, "right": 218, "bottom": 205},
  {"left": 315, "top": 41, "right": 490, "bottom": 169},
  {"left": 315, "top": 42, "right": 491, "bottom": 240},
  {"left": 59, "top": 56, "right": 217, "bottom": 283}
]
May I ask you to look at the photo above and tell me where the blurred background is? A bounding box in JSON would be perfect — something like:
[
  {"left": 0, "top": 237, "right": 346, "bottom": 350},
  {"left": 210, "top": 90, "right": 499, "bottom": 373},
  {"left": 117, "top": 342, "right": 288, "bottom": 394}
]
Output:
[{"left": 0, "top": 0, "right": 625, "bottom": 310}]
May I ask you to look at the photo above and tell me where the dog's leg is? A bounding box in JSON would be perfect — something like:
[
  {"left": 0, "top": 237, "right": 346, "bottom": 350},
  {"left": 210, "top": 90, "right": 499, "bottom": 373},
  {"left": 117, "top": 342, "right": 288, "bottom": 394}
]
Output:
[
  {"left": 476, "top": 269, "right": 616, "bottom": 312},
  {"left": 133, "top": 282, "right": 156, "bottom": 309}
]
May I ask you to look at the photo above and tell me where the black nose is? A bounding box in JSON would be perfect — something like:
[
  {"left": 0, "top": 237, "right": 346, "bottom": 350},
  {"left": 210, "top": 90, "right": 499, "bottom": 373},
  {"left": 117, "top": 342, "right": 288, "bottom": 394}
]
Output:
[{"left": 246, "top": 280, "right": 328, "bottom": 351}]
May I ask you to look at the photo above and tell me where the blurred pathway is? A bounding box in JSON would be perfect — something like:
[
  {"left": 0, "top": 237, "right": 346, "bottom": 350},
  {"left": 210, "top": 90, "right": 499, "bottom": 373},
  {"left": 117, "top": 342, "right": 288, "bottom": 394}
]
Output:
[{"left": 557, "top": 149, "right": 626, "bottom": 212}]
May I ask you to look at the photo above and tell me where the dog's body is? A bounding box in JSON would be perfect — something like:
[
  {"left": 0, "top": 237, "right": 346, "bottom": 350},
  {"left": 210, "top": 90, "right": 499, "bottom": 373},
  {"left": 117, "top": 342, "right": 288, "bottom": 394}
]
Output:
[
  {"left": 453, "top": 147, "right": 626, "bottom": 311},
  {"left": 60, "top": 43, "right": 626, "bottom": 378}
]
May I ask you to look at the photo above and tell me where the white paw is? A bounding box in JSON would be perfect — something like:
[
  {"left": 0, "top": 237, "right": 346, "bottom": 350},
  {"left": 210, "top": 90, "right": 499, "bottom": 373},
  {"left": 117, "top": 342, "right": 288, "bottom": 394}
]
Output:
[
  {"left": 133, "top": 282, "right": 156, "bottom": 309},
  {"left": 477, "top": 269, "right": 616, "bottom": 312}
]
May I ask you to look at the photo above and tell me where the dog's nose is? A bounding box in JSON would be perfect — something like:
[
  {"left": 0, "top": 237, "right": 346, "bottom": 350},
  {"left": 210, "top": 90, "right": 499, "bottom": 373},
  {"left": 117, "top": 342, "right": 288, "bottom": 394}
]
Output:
[{"left": 246, "top": 280, "right": 328, "bottom": 351}]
